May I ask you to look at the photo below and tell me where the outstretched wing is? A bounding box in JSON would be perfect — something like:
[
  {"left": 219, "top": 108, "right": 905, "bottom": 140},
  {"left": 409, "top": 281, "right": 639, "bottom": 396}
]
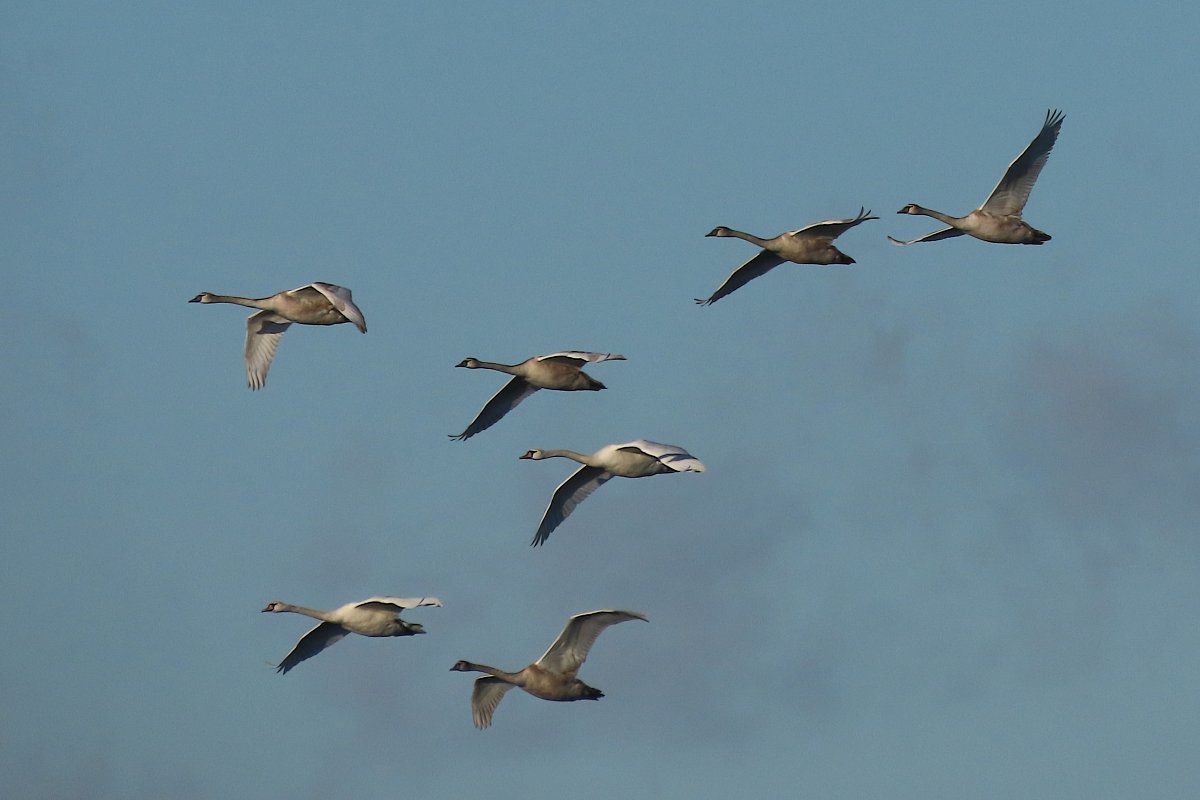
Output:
[
  {"left": 887, "top": 227, "right": 965, "bottom": 246},
  {"left": 695, "top": 249, "right": 785, "bottom": 306},
  {"left": 616, "top": 439, "right": 705, "bottom": 472},
  {"left": 451, "top": 376, "right": 539, "bottom": 440},
  {"left": 979, "top": 109, "right": 1065, "bottom": 216},
  {"left": 794, "top": 207, "right": 878, "bottom": 240},
  {"left": 536, "top": 609, "right": 648, "bottom": 676},
  {"left": 536, "top": 351, "right": 626, "bottom": 366},
  {"left": 244, "top": 311, "right": 291, "bottom": 390},
  {"left": 470, "top": 677, "right": 514, "bottom": 729},
  {"left": 354, "top": 596, "right": 443, "bottom": 614},
  {"left": 309, "top": 282, "right": 368, "bottom": 333},
  {"left": 531, "top": 465, "right": 613, "bottom": 546},
  {"left": 275, "top": 621, "right": 347, "bottom": 674}
]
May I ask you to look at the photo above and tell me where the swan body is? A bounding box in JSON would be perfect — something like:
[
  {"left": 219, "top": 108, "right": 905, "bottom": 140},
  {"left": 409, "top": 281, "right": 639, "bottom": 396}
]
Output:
[
  {"left": 890, "top": 109, "right": 1064, "bottom": 246},
  {"left": 450, "top": 609, "right": 647, "bottom": 729},
  {"left": 696, "top": 207, "right": 877, "bottom": 305},
  {"left": 521, "top": 439, "right": 705, "bottom": 546},
  {"left": 189, "top": 282, "right": 367, "bottom": 389},
  {"left": 450, "top": 351, "right": 626, "bottom": 440},
  {"left": 261, "top": 596, "right": 441, "bottom": 674}
]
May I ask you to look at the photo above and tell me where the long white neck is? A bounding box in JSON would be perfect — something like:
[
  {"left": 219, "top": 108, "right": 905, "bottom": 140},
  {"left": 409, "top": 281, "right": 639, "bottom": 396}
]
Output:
[
  {"left": 533, "top": 449, "right": 595, "bottom": 466},
  {"left": 274, "top": 603, "right": 333, "bottom": 622}
]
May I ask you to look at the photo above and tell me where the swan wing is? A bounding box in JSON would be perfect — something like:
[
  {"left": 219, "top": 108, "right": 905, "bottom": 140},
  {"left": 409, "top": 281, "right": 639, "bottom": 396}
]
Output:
[
  {"left": 887, "top": 227, "right": 965, "bottom": 246},
  {"left": 794, "top": 207, "right": 879, "bottom": 240},
  {"left": 274, "top": 621, "right": 347, "bottom": 674},
  {"left": 695, "top": 249, "right": 785, "bottom": 306},
  {"left": 354, "top": 596, "right": 443, "bottom": 613},
  {"left": 451, "top": 376, "right": 539, "bottom": 440},
  {"left": 531, "top": 465, "right": 613, "bottom": 546},
  {"left": 308, "top": 282, "right": 368, "bottom": 333},
  {"left": 536, "top": 609, "right": 648, "bottom": 676},
  {"left": 537, "top": 351, "right": 626, "bottom": 366},
  {"left": 470, "top": 677, "right": 514, "bottom": 729},
  {"left": 615, "top": 439, "right": 705, "bottom": 472},
  {"left": 244, "top": 311, "right": 291, "bottom": 390},
  {"left": 979, "top": 109, "right": 1064, "bottom": 216}
]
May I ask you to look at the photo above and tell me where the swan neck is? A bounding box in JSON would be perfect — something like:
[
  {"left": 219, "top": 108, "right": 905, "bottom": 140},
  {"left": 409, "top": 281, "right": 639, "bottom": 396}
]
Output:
[
  {"left": 276, "top": 604, "right": 331, "bottom": 622},
  {"left": 203, "top": 294, "right": 272, "bottom": 310},
  {"left": 471, "top": 663, "right": 523, "bottom": 683},
  {"left": 537, "top": 449, "right": 594, "bottom": 465},
  {"left": 472, "top": 360, "right": 520, "bottom": 375},
  {"left": 911, "top": 207, "right": 960, "bottom": 226},
  {"left": 722, "top": 229, "right": 773, "bottom": 248}
]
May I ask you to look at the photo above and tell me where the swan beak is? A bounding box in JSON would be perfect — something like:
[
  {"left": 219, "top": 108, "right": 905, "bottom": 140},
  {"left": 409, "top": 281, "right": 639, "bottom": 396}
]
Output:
[
  {"left": 519, "top": 450, "right": 535, "bottom": 460},
  {"left": 188, "top": 294, "right": 203, "bottom": 303}
]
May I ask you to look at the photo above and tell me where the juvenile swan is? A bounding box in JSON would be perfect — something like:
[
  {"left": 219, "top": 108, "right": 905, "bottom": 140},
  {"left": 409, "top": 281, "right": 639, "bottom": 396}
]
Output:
[
  {"left": 450, "top": 609, "right": 647, "bottom": 729},
  {"left": 696, "top": 207, "right": 877, "bottom": 305},
  {"left": 189, "top": 282, "right": 367, "bottom": 389},
  {"left": 450, "top": 351, "right": 626, "bottom": 440},
  {"left": 261, "top": 596, "right": 441, "bottom": 674},
  {"left": 521, "top": 439, "right": 705, "bottom": 546},
  {"left": 890, "top": 109, "right": 1065, "bottom": 246}
]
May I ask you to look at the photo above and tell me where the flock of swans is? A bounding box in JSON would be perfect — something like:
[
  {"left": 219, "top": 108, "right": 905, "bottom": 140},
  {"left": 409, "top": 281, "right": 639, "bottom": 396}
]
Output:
[{"left": 192, "top": 109, "right": 1064, "bottom": 728}]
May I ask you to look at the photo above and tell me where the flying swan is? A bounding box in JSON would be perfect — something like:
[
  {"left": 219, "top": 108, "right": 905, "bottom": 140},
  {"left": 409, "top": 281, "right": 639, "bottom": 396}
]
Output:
[
  {"left": 696, "top": 207, "right": 877, "bottom": 305},
  {"left": 189, "top": 282, "right": 367, "bottom": 389},
  {"left": 890, "top": 109, "right": 1065, "bottom": 246},
  {"left": 450, "top": 352, "right": 626, "bottom": 440},
  {"left": 450, "top": 609, "right": 647, "bottom": 728},
  {"left": 261, "top": 596, "right": 441, "bottom": 674},
  {"left": 521, "top": 439, "right": 704, "bottom": 546}
]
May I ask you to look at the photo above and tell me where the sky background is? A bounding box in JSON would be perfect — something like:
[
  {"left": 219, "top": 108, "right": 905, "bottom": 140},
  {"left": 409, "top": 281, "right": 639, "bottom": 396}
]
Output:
[{"left": 3, "top": 2, "right": 1199, "bottom": 798}]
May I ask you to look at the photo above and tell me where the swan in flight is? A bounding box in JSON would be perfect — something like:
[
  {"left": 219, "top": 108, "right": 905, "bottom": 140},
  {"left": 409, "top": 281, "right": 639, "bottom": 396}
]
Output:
[
  {"left": 450, "top": 609, "right": 647, "bottom": 729},
  {"left": 261, "top": 596, "right": 440, "bottom": 674},
  {"left": 189, "top": 282, "right": 367, "bottom": 389},
  {"left": 521, "top": 439, "right": 704, "bottom": 546},
  {"left": 450, "top": 352, "right": 626, "bottom": 440},
  {"left": 696, "top": 207, "right": 877, "bottom": 305},
  {"left": 890, "top": 109, "right": 1065, "bottom": 246}
]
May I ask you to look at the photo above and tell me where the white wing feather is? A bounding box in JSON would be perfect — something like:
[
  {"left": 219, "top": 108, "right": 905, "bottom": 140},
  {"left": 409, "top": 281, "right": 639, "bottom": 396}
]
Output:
[
  {"left": 309, "top": 282, "right": 368, "bottom": 333},
  {"left": 979, "top": 109, "right": 1065, "bottom": 216},
  {"left": 536, "top": 609, "right": 648, "bottom": 675},
  {"left": 244, "top": 311, "right": 291, "bottom": 390},
  {"left": 615, "top": 439, "right": 706, "bottom": 472}
]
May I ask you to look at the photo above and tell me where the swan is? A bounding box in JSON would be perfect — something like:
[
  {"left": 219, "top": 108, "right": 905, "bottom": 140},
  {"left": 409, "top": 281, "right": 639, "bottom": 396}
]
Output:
[
  {"left": 450, "top": 352, "right": 626, "bottom": 441},
  {"left": 696, "top": 207, "right": 877, "bottom": 305},
  {"left": 261, "top": 596, "right": 441, "bottom": 674},
  {"left": 450, "top": 609, "right": 647, "bottom": 729},
  {"left": 521, "top": 439, "right": 704, "bottom": 546},
  {"left": 890, "top": 109, "right": 1065, "bottom": 246},
  {"left": 189, "top": 282, "right": 367, "bottom": 389}
]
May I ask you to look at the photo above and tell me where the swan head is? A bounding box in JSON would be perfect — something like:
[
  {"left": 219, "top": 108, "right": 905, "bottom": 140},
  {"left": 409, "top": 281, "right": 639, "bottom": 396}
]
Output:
[
  {"left": 897, "top": 204, "right": 921, "bottom": 215},
  {"left": 519, "top": 449, "right": 545, "bottom": 460},
  {"left": 455, "top": 358, "right": 480, "bottom": 369},
  {"left": 189, "top": 292, "right": 215, "bottom": 303},
  {"left": 705, "top": 226, "right": 732, "bottom": 238},
  {"left": 261, "top": 601, "right": 286, "bottom": 613},
  {"left": 449, "top": 660, "right": 473, "bottom": 672}
]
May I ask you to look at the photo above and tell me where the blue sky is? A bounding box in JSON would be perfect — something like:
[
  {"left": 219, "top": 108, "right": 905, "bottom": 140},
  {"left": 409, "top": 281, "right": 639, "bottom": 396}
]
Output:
[{"left": 3, "top": 2, "right": 1199, "bottom": 798}]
